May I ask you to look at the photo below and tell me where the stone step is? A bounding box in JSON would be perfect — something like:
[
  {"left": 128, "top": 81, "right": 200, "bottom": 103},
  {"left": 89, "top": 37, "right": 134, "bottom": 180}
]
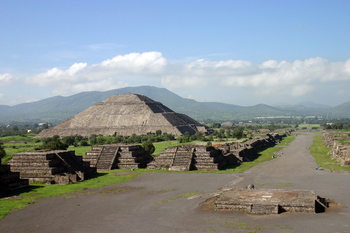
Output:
[
  {"left": 0, "top": 165, "right": 11, "bottom": 173},
  {"left": 1, "top": 172, "right": 21, "bottom": 181},
  {"left": 11, "top": 167, "right": 66, "bottom": 175},
  {"left": 8, "top": 160, "right": 61, "bottom": 167},
  {"left": 6, "top": 179, "right": 29, "bottom": 190}
]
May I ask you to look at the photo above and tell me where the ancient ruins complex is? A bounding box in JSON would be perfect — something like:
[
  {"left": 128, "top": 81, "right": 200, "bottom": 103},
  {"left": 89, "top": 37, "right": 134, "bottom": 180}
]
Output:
[
  {"left": 34, "top": 93, "right": 211, "bottom": 138},
  {"left": 8, "top": 150, "right": 96, "bottom": 184},
  {"left": 148, "top": 133, "right": 284, "bottom": 171},
  {"left": 83, "top": 144, "right": 153, "bottom": 171}
]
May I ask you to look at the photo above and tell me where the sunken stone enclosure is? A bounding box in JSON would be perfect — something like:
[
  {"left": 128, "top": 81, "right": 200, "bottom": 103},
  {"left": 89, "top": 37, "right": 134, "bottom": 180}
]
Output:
[
  {"left": 8, "top": 150, "right": 96, "bottom": 184},
  {"left": 83, "top": 144, "right": 153, "bottom": 171},
  {"left": 34, "top": 93, "right": 212, "bottom": 138}
]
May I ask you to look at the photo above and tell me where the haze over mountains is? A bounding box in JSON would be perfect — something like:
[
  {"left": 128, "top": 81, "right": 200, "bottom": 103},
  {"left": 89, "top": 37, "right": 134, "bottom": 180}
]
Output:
[{"left": 0, "top": 86, "right": 349, "bottom": 123}]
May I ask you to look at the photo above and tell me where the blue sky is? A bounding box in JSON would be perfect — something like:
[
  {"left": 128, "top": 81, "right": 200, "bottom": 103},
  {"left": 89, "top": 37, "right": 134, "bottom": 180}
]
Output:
[{"left": 1, "top": 0, "right": 350, "bottom": 106}]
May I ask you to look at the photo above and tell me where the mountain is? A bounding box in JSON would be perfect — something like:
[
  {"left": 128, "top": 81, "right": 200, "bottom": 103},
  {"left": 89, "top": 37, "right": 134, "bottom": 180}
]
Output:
[
  {"left": 329, "top": 101, "right": 350, "bottom": 116},
  {"left": 0, "top": 86, "right": 349, "bottom": 123},
  {"left": 296, "top": 101, "right": 331, "bottom": 109}
]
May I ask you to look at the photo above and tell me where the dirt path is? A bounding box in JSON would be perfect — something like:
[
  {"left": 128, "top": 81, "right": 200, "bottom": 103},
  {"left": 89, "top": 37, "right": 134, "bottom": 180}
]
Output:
[{"left": 1, "top": 133, "right": 349, "bottom": 233}]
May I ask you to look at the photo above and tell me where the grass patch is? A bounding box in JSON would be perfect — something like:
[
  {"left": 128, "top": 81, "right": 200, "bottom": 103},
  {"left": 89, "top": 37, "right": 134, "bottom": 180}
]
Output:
[
  {"left": 70, "top": 146, "right": 91, "bottom": 157},
  {"left": 278, "top": 135, "right": 295, "bottom": 146},
  {"left": 0, "top": 170, "right": 139, "bottom": 219},
  {"left": 153, "top": 141, "right": 195, "bottom": 156},
  {"left": 309, "top": 136, "right": 350, "bottom": 172},
  {"left": 298, "top": 124, "right": 320, "bottom": 129}
]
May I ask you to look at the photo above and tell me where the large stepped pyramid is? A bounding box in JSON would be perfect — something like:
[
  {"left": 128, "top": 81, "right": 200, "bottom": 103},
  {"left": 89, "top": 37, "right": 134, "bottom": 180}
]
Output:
[
  {"left": 0, "top": 158, "right": 29, "bottom": 197},
  {"left": 84, "top": 144, "right": 153, "bottom": 170},
  {"left": 8, "top": 150, "right": 96, "bottom": 184},
  {"left": 34, "top": 93, "right": 212, "bottom": 138}
]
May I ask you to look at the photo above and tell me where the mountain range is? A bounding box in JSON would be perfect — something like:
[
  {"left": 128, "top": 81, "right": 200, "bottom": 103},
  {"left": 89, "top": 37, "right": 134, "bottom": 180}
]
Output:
[{"left": 0, "top": 86, "right": 350, "bottom": 123}]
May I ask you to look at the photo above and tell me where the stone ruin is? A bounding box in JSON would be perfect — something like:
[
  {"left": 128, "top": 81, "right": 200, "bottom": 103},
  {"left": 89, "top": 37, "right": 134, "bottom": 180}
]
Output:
[
  {"left": 8, "top": 150, "right": 96, "bottom": 184},
  {"left": 83, "top": 144, "right": 153, "bottom": 171},
  {"left": 214, "top": 188, "right": 326, "bottom": 214},
  {"left": 147, "top": 145, "right": 227, "bottom": 171},
  {"left": 34, "top": 93, "right": 212, "bottom": 138},
  {"left": 322, "top": 131, "right": 350, "bottom": 167},
  {"left": 0, "top": 158, "right": 29, "bottom": 197},
  {"left": 148, "top": 133, "right": 284, "bottom": 171}
]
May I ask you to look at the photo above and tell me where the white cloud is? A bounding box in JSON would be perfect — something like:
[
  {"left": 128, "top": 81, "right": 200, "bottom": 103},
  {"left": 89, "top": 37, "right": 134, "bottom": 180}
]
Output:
[
  {"left": 25, "top": 52, "right": 166, "bottom": 96},
  {"left": 0, "top": 73, "right": 18, "bottom": 86},
  {"left": 23, "top": 52, "right": 350, "bottom": 99},
  {"left": 0, "top": 93, "right": 3, "bottom": 100}
]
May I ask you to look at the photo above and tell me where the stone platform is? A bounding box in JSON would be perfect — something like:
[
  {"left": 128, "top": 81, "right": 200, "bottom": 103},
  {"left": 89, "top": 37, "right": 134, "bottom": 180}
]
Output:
[{"left": 215, "top": 189, "right": 325, "bottom": 214}]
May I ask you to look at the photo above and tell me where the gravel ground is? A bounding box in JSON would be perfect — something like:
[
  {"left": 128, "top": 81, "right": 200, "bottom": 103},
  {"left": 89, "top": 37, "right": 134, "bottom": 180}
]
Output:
[{"left": 1, "top": 132, "right": 349, "bottom": 233}]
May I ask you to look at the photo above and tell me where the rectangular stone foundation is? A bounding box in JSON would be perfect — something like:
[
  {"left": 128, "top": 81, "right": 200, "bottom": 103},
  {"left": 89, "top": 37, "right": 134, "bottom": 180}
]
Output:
[{"left": 215, "top": 189, "right": 316, "bottom": 214}]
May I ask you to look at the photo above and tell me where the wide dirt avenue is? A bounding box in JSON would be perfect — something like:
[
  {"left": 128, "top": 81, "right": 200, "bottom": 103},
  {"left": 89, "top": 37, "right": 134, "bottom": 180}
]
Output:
[{"left": 1, "top": 132, "right": 349, "bottom": 232}]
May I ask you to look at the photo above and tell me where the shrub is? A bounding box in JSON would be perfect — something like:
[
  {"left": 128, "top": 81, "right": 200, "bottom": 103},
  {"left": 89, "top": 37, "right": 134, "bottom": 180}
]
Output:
[{"left": 142, "top": 141, "right": 155, "bottom": 155}]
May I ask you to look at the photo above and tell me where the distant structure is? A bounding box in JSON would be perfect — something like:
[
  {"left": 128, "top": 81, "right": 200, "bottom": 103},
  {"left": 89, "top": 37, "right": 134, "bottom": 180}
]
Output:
[{"left": 34, "top": 93, "right": 212, "bottom": 138}]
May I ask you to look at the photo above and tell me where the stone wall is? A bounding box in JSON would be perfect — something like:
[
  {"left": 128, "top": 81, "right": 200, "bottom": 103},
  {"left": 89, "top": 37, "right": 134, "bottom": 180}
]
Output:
[
  {"left": 0, "top": 158, "right": 29, "bottom": 197},
  {"left": 322, "top": 131, "right": 350, "bottom": 167},
  {"left": 8, "top": 150, "right": 96, "bottom": 184}
]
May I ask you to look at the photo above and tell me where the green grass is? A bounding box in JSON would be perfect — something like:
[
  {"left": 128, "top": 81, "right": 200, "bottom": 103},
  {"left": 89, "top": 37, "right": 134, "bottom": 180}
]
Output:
[
  {"left": 0, "top": 170, "right": 139, "bottom": 219},
  {"left": 309, "top": 136, "right": 350, "bottom": 172},
  {"left": 69, "top": 146, "right": 91, "bottom": 157},
  {"left": 278, "top": 135, "right": 295, "bottom": 146},
  {"left": 153, "top": 141, "right": 195, "bottom": 156},
  {"left": 298, "top": 124, "right": 320, "bottom": 129}
]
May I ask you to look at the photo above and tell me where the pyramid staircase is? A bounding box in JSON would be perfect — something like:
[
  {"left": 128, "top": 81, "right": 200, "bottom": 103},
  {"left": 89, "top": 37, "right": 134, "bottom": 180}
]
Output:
[
  {"left": 169, "top": 147, "right": 194, "bottom": 171},
  {"left": 150, "top": 145, "right": 227, "bottom": 171},
  {"left": 0, "top": 158, "right": 29, "bottom": 196},
  {"left": 84, "top": 144, "right": 153, "bottom": 171}
]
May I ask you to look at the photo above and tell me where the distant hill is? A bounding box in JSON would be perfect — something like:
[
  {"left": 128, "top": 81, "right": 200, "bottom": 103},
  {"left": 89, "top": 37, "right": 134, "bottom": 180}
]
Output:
[
  {"left": 0, "top": 86, "right": 349, "bottom": 123},
  {"left": 296, "top": 101, "right": 331, "bottom": 109}
]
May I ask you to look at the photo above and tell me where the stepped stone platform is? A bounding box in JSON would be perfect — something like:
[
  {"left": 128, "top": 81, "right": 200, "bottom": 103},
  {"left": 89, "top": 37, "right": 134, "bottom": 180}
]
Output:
[
  {"left": 148, "top": 133, "right": 284, "bottom": 171},
  {"left": 8, "top": 150, "right": 96, "bottom": 184},
  {"left": 0, "top": 158, "right": 29, "bottom": 197},
  {"left": 148, "top": 145, "right": 227, "bottom": 171},
  {"left": 215, "top": 189, "right": 325, "bottom": 214},
  {"left": 84, "top": 144, "right": 153, "bottom": 170}
]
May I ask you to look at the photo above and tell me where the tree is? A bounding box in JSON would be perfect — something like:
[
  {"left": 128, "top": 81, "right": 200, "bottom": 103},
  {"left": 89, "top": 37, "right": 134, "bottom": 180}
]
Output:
[
  {"left": 0, "top": 143, "right": 6, "bottom": 159},
  {"left": 212, "top": 122, "right": 221, "bottom": 128},
  {"left": 40, "top": 136, "right": 68, "bottom": 150},
  {"left": 156, "top": 130, "right": 162, "bottom": 136},
  {"left": 89, "top": 134, "right": 97, "bottom": 145},
  {"left": 142, "top": 141, "right": 155, "bottom": 155}
]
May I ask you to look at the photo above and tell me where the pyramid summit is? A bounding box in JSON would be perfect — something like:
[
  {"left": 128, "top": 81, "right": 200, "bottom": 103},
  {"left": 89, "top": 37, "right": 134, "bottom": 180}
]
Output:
[{"left": 35, "top": 93, "right": 211, "bottom": 138}]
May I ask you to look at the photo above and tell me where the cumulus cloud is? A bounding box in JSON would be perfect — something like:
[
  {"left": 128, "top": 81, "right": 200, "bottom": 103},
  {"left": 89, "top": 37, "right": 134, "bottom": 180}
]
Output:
[
  {"left": 0, "top": 73, "right": 18, "bottom": 86},
  {"left": 25, "top": 52, "right": 166, "bottom": 95},
  {"left": 163, "top": 57, "right": 350, "bottom": 97},
  {"left": 23, "top": 52, "right": 350, "bottom": 98}
]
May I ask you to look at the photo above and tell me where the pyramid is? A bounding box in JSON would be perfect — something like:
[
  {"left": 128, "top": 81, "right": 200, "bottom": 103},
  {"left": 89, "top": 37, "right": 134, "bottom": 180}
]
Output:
[{"left": 35, "top": 93, "right": 211, "bottom": 138}]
